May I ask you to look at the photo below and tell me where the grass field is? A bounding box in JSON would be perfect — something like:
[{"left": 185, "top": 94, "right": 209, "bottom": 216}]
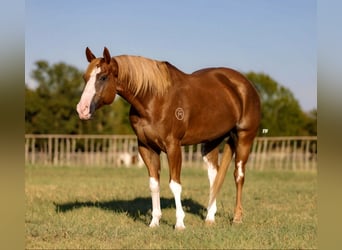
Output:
[{"left": 25, "top": 165, "right": 317, "bottom": 249}]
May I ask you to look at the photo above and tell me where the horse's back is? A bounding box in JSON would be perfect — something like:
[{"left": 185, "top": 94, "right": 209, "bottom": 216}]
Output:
[
  {"left": 191, "top": 67, "right": 255, "bottom": 90},
  {"left": 190, "top": 67, "right": 261, "bottom": 131}
]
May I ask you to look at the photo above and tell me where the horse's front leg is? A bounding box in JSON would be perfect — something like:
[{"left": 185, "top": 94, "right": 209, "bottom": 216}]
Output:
[
  {"left": 166, "top": 142, "right": 186, "bottom": 230},
  {"left": 138, "top": 142, "right": 161, "bottom": 227}
]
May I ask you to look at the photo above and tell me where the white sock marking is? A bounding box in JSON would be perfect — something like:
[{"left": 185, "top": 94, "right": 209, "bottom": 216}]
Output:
[
  {"left": 149, "top": 177, "right": 161, "bottom": 227},
  {"left": 203, "top": 156, "right": 218, "bottom": 222},
  {"left": 169, "top": 180, "right": 185, "bottom": 229},
  {"left": 149, "top": 177, "right": 159, "bottom": 192},
  {"left": 207, "top": 162, "right": 217, "bottom": 187},
  {"left": 236, "top": 160, "right": 244, "bottom": 182}
]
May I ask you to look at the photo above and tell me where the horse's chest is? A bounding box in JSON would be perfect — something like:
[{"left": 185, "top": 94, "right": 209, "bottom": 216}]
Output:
[{"left": 130, "top": 117, "right": 166, "bottom": 151}]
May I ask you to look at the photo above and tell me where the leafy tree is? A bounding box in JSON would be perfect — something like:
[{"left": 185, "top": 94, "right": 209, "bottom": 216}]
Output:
[
  {"left": 303, "top": 109, "right": 317, "bottom": 135},
  {"left": 25, "top": 61, "right": 83, "bottom": 134},
  {"left": 246, "top": 72, "right": 316, "bottom": 136},
  {"left": 25, "top": 85, "right": 41, "bottom": 133}
]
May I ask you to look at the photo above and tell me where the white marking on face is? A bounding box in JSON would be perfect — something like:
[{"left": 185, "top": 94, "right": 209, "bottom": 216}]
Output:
[
  {"left": 236, "top": 160, "right": 244, "bottom": 182},
  {"left": 76, "top": 67, "right": 101, "bottom": 119}
]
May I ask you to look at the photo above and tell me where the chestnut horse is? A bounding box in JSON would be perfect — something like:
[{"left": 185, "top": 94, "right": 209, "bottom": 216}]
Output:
[{"left": 76, "top": 47, "right": 261, "bottom": 229}]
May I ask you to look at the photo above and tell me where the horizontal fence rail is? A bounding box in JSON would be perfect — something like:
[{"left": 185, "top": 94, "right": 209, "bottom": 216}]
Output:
[{"left": 25, "top": 134, "right": 317, "bottom": 171}]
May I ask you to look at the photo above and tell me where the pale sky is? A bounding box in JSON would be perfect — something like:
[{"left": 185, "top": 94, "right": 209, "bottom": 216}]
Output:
[{"left": 26, "top": 0, "right": 316, "bottom": 111}]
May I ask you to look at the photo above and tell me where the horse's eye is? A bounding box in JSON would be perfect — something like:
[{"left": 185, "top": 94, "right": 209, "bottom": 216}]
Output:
[{"left": 99, "top": 75, "right": 107, "bottom": 81}]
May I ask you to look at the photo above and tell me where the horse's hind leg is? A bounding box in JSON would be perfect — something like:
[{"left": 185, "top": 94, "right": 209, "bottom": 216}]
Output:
[
  {"left": 202, "top": 144, "right": 219, "bottom": 223},
  {"left": 233, "top": 130, "right": 256, "bottom": 223},
  {"left": 202, "top": 138, "right": 234, "bottom": 224}
]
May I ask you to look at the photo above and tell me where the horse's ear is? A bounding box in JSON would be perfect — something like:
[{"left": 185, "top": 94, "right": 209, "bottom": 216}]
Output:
[
  {"left": 103, "top": 47, "right": 111, "bottom": 64},
  {"left": 85, "top": 47, "right": 96, "bottom": 62}
]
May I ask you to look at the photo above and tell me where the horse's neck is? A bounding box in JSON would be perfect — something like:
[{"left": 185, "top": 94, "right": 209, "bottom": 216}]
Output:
[
  {"left": 116, "top": 64, "right": 184, "bottom": 118},
  {"left": 117, "top": 86, "right": 149, "bottom": 118}
]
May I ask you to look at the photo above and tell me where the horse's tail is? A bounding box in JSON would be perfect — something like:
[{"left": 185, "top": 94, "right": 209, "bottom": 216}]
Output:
[{"left": 208, "top": 136, "right": 235, "bottom": 208}]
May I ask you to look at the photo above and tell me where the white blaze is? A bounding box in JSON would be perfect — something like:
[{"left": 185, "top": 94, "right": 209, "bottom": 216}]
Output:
[{"left": 76, "top": 67, "right": 101, "bottom": 119}]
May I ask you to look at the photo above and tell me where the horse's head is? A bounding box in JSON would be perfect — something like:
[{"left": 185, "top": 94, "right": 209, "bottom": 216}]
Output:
[{"left": 76, "top": 47, "right": 118, "bottom": 120}]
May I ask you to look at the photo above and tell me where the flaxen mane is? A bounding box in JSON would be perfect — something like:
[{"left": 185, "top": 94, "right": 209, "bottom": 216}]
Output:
[{"left": 114, "top": 55, "right": 171, "bottom": 96}]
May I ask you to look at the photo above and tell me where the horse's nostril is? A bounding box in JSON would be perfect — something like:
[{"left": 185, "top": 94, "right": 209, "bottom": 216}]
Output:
[{"left": 81, "top": 105, "right": 88, "bottom": 112}]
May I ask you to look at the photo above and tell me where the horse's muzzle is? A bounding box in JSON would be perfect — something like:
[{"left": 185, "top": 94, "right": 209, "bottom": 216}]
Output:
[{"left": 76, "top": 102, "right": 94, "bottom": 120}]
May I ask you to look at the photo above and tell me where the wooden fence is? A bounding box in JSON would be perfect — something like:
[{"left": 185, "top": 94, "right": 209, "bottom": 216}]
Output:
[{"left": 25, "top": 134, "right": 317, "bottom": 171}]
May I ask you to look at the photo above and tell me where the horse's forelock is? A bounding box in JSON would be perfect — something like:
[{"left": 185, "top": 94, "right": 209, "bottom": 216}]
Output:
[{"left": 84, "top": 58, "right": 102, "bottom": 81}]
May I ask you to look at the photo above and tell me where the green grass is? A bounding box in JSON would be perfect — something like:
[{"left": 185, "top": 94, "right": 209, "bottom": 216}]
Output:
[{"left": 26, "top": 165, "right": 317, "bottom": 249}]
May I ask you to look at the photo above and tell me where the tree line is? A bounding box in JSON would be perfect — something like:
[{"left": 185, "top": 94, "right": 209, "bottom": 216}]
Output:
[{"left": 25, "top": 61, "right": 316, "bottom": 136}]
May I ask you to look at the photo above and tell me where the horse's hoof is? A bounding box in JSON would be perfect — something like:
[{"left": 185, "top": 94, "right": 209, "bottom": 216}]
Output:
[
  {"left": 174, "top": 225, "right": 186, "bottom": 231},
  {"left": 233, "top": 217, "right": 243, "bottom": 224},
  {"left": 205, "top": 219, "right": 215, "bottom": 226},
  {"left": 149, "top": 222, "right": 159, "bottom": 228}
]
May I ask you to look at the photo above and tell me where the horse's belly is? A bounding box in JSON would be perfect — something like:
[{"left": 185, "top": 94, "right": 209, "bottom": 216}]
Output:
[
  {"left": 180, "top": 108, "right": 238, "bottom": 145},
  {"left": 177, "top": 81, "right": 240, "bottom": 145}
]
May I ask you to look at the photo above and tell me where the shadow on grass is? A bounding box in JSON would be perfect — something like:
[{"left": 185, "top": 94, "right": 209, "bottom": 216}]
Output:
[{"left": 54, "top": 197, "right": 206, "bottom": 225}]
